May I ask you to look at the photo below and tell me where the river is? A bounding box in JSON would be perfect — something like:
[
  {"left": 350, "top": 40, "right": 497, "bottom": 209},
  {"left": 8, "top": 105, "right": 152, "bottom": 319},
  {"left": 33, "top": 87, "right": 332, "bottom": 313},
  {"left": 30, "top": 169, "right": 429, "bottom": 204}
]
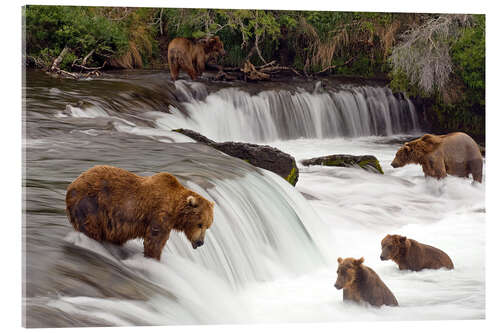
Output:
[{"left": 23, "top": 70, "right": 485, "bottom": 327}]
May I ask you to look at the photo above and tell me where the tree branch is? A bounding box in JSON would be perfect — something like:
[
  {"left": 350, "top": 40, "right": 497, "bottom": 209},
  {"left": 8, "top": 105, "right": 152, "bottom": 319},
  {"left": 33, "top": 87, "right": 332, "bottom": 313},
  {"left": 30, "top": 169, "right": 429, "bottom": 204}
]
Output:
[
  {"left": 315, "top": 57, "right": 355, "bottom": 75},
  {"left": 50, "top": 46, "right": 69, "bottom": 71}
]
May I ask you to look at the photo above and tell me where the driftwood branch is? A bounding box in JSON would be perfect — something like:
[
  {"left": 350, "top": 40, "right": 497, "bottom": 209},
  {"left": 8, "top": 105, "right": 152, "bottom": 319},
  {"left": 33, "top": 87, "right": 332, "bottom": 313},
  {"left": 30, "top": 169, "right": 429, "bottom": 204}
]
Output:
[
  {"left": 209, "top": 54, "right": 354, "bottom": 82},
  {"left": 260, "top": 65, "right": 304, "bottom": 77},
  {"left": 315, "top": 57, "right": 355, "bottom": 75},
  {"left": 50, "top": 46, "right": 69, "bottom": 71},
  {"left": 26, "top": 55, "right": 46, "bottom": 69},
  {"left": 48, "top": 46, "right": 104, "bottom": 79},
  {"left": 82, "top": 49, "right": 95, "bottom": 66},
  {"left": 242, "top": 60, "right": 270, "bottom": 81},
  {"left": 72, "top": 61, "right": 107, "bottom": 72}
]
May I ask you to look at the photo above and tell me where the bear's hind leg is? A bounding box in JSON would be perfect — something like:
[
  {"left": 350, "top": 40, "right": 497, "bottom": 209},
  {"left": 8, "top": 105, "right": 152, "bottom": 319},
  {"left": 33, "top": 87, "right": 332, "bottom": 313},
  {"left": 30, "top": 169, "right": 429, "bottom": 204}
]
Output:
[
  {"left": 169, "top": 59, "right": 180, "bottom": 81},
  {"left": 180, "top": 61, "right": 198, "bottom": 80},
  {"left": 469, "top": 158, "right": 483, "bottom": 183},
  {"left": 69, "top": 195, "right": 104, "bottom": 241}
]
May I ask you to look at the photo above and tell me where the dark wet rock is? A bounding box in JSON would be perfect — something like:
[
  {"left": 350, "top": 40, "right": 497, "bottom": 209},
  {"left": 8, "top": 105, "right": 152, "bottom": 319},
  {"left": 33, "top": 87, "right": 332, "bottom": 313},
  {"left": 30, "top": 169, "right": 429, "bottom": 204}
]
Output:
[
  {"left": 300, "top": 192, "right": 319, "bottom": 201},
  {"left": 173, "top": 128, "right": 299, "bottom": 186},
  {"left": 301, "top": 154, "right": 384, "bottom": 174},
  {"left": 174, "top": 128, "right": 216, "bottom": 145}
]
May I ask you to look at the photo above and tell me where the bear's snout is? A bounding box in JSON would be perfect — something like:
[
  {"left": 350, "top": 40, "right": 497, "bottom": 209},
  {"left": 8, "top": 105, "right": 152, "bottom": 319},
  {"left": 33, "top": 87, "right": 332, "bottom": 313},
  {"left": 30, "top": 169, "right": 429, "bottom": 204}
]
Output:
[
  {"left": 334, "top": 282, "right": 342, "bottom": 290},
  {"left": 391, "top": 161, "right": 399, "bottom": 168},
  {"left": 192, "top": 239, "right": 204, "bottom": 249},
  {"left": 380, "top": 254, "right": 387, "bottom": 261}
]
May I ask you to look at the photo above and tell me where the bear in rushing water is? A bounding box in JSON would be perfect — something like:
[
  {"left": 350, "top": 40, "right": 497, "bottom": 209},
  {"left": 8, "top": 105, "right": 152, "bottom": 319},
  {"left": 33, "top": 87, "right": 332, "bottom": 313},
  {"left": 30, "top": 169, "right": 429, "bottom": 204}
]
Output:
[
  {"left": 335, "top": 257, "right": 398, "bottom": 307},
  {"left": 391, "top": 132, "right": 483, "bottom": 183},
  {"left": 167, "top": 36, "right": 225, "bottom": 81},
  {"left": 66, "top": 165, "right": 214, "bottom": 260},
  {"left": 380, "top": 234, "right": 454, "bottom": 271}
]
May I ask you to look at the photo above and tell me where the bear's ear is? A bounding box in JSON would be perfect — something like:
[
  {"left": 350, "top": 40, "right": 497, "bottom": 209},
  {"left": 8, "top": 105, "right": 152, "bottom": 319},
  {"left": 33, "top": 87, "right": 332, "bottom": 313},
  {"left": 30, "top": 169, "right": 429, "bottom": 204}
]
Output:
[
  {"left": 198, "top": 37, "right": 210, "bottom": 46},
  {"left": 354, "top": 257, "right": 364, "bottom": 265},
  {"left": 187, "top": 195, "right": 198, "bottom": 208},
  {"left": 337, "top": 257, "right": 343, "bottom": 263}
]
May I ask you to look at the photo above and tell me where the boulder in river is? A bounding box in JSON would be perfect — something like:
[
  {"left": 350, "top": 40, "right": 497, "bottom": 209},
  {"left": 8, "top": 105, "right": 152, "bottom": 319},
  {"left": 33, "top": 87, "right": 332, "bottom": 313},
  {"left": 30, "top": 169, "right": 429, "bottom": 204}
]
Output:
[
  {"left": 173, "top": 128, "right": 299, "bottom": 186},
  {"left": 301, "top": 154, "right": 384, "bottom": 174}
]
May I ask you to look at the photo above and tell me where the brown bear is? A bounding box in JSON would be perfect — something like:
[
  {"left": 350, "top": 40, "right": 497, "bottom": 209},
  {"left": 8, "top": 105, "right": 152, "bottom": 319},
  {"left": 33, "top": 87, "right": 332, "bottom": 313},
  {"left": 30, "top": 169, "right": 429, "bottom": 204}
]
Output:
[
  {"left": 380, "top": 234, "right": 454, "bottom": 271},
  {"left": 391, "top": 132, "right": 483, "bottom": 183},
  {"left": 167, "top": 36, "right": 226, "bottom": 81},
  {"left": 65, "top": 165, "right": 214, "bottom": 260},
  {"left": 334, "top": 257, "right": 398, "bottom": 307}
]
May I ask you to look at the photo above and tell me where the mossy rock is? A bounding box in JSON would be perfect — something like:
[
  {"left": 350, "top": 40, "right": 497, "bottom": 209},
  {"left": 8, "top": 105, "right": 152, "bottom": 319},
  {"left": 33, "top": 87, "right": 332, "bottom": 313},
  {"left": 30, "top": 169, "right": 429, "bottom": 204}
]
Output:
[
  {"left": 301, "top": 154, "right": 384, "bottom": 174},
  {"left": 286, "top": 166, "right": 298, "bottom": 186}
]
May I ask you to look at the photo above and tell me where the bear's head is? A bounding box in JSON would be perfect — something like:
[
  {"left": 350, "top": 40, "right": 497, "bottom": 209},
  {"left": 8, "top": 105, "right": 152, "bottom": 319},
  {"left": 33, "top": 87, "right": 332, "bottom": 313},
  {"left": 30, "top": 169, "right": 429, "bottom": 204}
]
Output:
[
  {"left": 200, "top": 36, "right": 226, "bottom": 58},
  {"left": 334, "top": 257, "right": 364, "bottom": 289},
  {"left": 391, "top": 134, "right": 441, "bottom": 168},
  {"left": 179, "top": 193, "right": 214, "bottom": 249},
  {"left": 380, "top": 234, "right": 410, "bottom": 261},
  {"left": 391, "top": 142, "right": 413, "bottom": 168}
]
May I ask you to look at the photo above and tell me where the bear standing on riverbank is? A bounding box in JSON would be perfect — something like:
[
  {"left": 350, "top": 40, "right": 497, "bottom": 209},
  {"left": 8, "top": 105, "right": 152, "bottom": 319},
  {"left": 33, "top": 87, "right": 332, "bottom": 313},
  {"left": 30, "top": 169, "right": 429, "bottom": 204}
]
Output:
[
  {"left": 66, "top": 165, "right": 214, "bottom": 260},
  {"left": 380, "top": 234, "right": 454, "bottom": 271},
  {"left": 391, "top": 132, "right": 483, "bottom": 182},
  {"left": 168, "top": 36, "right": 226, "bottom": 81},
  {"left": 335, "top": 257, "right": 398, "bottom": 307}
]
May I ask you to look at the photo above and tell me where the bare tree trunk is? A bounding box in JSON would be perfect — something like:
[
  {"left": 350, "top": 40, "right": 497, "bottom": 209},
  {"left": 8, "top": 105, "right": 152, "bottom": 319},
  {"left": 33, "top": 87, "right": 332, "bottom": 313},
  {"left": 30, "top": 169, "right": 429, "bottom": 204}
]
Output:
[
  {"left": 159, "top": 8, "right": 164, "bottom": 35},
  {"left": 51, "top": 46, "right": 69, "bottom": 71},
  {"left": 254, "top": 35, "right": 267, "bottom": 64},
  {"left": 82, "top": 49, "right": 95, "bottom": 66}
]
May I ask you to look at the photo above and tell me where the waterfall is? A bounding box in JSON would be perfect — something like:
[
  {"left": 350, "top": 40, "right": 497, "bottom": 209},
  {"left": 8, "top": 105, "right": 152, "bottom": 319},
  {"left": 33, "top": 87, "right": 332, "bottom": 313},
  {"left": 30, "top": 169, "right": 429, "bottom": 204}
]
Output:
[
  {"left": 34, "top": 143, "right": 335, "bottom": 326},
  {"left": 24, "top": 71, "right": 484, "bottom": 326},
  {"left": 159, "top": 80, "right": 419, "bottom": 142}
]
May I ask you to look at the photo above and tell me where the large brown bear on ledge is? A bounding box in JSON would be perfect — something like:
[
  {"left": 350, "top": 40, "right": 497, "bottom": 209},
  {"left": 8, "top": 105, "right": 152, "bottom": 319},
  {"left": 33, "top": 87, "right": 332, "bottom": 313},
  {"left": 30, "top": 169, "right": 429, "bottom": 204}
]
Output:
[
  {"left": 391, "top": 132, "right": 483, "bottom": 182},
  {"left": 335, "top": 257, "right": 398, "bottom": 307},
  {"left": 167, "top": 36, "right": 225, "bottom": 81},
  {"left": 66, "top": 165, "right": 214, "bottom": 260},
  {"left": 380, "top": 234, "right": 454, "bottom": 271}
]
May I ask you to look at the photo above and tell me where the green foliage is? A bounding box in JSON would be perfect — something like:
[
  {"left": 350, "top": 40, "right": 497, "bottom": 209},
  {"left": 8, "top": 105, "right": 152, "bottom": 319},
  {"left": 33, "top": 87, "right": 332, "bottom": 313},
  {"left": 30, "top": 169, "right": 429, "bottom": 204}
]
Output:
[
  {"left": 389, "top": 69, "right": 428, "bottom": 98},
  {"left": 24, "top": 6, "right": 484, "bottom": 139},
  {"left": 25, "top": 5, "right": 128, "bottom": 69},
  {"left": 451, "top": 14, "right": 485, "bottom": 110}
]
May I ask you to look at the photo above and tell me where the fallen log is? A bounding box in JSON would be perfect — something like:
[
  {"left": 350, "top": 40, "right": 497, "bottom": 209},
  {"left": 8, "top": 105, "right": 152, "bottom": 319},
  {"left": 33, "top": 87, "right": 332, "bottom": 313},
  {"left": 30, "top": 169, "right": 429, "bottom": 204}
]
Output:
[
  {"left": 242, "top": 60, "right": 270, "bottom": 81},
  {"left": 48, "top": 47, "right": 104, "bottom": 80},
  {"left": 208, "top": 54, "right": 355, "bottom": 81}
]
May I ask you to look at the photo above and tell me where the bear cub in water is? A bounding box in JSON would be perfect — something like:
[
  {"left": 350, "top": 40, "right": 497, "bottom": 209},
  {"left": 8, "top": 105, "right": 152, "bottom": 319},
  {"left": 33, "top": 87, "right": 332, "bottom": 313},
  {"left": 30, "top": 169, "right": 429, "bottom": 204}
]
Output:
[{"left": 335, "top": 257, "right": 398, "bottom": 307}]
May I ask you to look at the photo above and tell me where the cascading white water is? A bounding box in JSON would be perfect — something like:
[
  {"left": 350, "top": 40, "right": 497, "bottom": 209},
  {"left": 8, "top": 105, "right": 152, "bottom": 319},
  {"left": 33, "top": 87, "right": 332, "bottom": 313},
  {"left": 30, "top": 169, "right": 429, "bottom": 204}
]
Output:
[
  {"left": 47, "top": 156, "right": 337, "bottom": 325},
  {"left": 155, "top": 80, "right": 419, "bottom": 142},
  {"left": 25, "top": 71, "right": 484, "bottom": 326}
]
